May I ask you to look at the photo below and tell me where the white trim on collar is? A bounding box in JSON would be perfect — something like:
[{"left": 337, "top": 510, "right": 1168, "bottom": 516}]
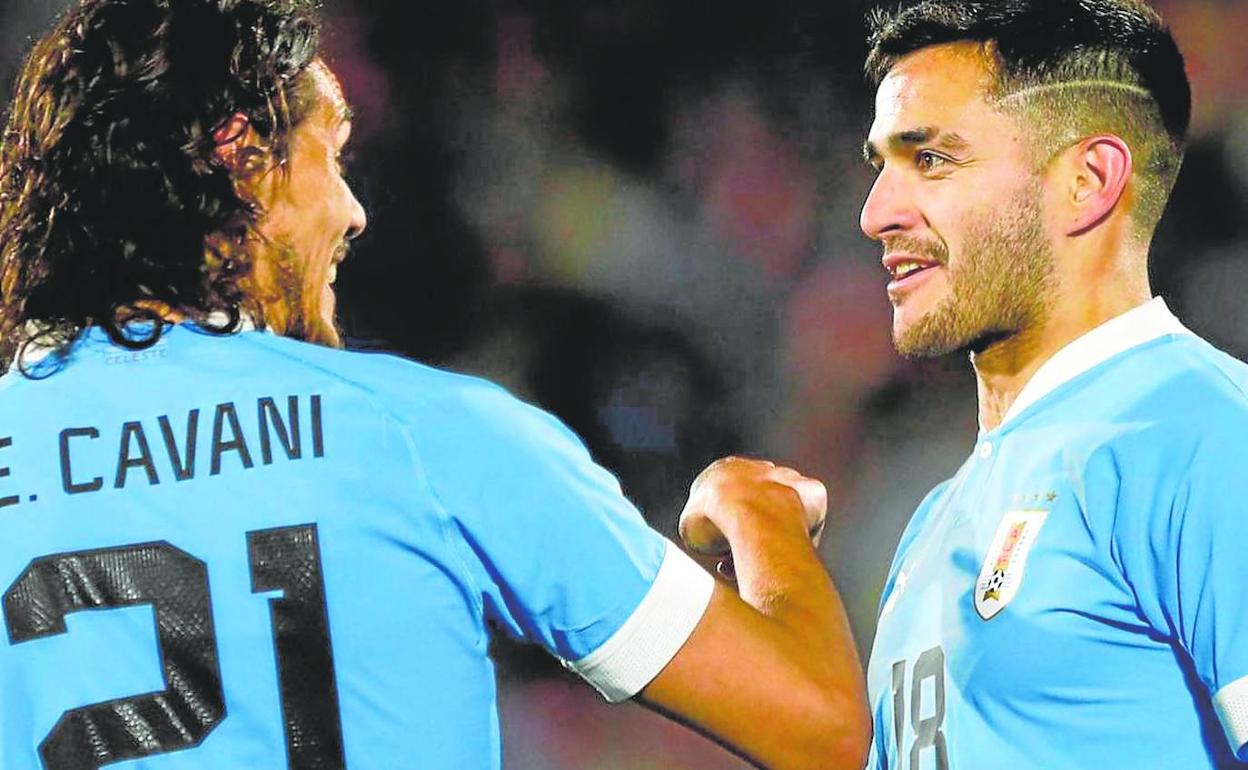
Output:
[{"left": 992, "top": 297, "right": 1193, "bottom": 431}]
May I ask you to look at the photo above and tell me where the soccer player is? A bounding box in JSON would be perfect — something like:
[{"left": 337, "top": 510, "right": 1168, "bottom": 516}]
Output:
[
  {"left": 0, "top": 1, "right": 869, "bottom": 768},
  {"left": 858, "top": 1, "right": 1248, "bottom": 768}
]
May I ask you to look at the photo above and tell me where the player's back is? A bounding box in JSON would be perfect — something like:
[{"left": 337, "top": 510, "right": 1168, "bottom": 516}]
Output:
[{"left": 0, "top": 325, "right": 526, "bottom": 768}]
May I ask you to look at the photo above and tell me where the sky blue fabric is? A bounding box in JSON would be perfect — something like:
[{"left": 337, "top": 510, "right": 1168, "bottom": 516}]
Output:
[
  {"left": 868, "top": 333, "right": 1248, "bottom": 769},
  {"left": 0, "top": 325, "right": 665, "bottom": 769}
]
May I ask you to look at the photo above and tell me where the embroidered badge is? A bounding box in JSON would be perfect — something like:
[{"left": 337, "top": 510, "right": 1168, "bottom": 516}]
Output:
[{"left": 974, "top": 509, "right": 1049, "bottom": 620}]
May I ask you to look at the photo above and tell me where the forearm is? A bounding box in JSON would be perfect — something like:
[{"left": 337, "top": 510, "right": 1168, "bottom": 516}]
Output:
[
  {"left": 645, "top": 459, "right": 871, "bottom": 769},
  {"left": 724, "top": 501, "right": 839, "bottom": 618},
  {"left": 723, "top": 506, "right": 869, "bottom": 761}
]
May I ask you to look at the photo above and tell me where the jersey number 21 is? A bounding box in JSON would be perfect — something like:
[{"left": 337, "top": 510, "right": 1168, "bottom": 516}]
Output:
[{"left": 3, "top": 523, "right": 343, "bottom": 770}]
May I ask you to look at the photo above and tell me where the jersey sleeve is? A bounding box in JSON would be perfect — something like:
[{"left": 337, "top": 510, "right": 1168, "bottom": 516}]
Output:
[
  {"left": 1112, "top": 425, "right": 1248, "bottom": 759},
  {"left": 405, "top": 375, "right": 714, "bottom": 702}
]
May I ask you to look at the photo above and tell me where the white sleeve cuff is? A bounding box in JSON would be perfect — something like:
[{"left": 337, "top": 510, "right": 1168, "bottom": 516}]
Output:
[
  {"left": 564, "top": 538, "right": 715, "bottom": 703},
  {"left": 1214, "top": 675, "right": 1248, "bottom": 756}
]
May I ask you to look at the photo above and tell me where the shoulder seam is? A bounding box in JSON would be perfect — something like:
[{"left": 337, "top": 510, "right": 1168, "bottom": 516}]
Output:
[
  {"left": 1168, "top": 336, "right": 1248, "bottom": 404},
  {"left": 235, "top": 333, "right": 410, "bottom": 397}
]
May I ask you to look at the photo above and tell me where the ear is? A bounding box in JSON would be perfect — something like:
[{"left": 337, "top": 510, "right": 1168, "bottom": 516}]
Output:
[
  {"left": 211, "top": 113, "right": 267, "bottom": 174},
  {"left": 1066, "top": 134, "right": 1132, "bottom": 236}
]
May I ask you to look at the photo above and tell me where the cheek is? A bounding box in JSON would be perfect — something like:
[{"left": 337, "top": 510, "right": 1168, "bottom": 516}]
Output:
[
  {"left": 305, "top": 174, "right": 339, "bottom": 229},
  {"left": 931, "top": 164, "right": 1024, "bottom": 236},
  {"left": 930, "top": 188, "right": 1008, "bottom": 271},
  {"left": 301, "top": 176, "right": 352, "bottom": 247}
]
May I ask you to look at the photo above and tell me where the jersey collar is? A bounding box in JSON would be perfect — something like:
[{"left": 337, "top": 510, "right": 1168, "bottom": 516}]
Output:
[
  {"left": 991, "top": 297, "right": 1193, "bottom": 432},
  {"left": 14, "top": 314, "right": 265, "bottom": 370}
]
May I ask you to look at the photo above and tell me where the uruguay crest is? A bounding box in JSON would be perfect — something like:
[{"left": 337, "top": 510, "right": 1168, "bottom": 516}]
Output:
[{"left": 974, "top": 509, "right": 1049, "bottom": 620}]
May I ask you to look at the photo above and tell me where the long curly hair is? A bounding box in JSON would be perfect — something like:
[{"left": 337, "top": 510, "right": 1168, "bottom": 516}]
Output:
[{"left": 0, "top": 0, "right": 321, "bottom": 372}]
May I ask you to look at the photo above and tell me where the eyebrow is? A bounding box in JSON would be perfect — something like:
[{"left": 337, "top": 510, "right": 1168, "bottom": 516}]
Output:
[
  {"left": 863, "top": 126, "right": 971, "bottom": 164},
  {"left": 332, "top": 105, "right": 355, "bottom": 148}
]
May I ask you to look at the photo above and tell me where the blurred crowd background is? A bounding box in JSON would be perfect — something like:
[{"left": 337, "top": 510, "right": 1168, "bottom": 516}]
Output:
[{"left": 2, "top": 0, "right": 1246, "bottom": 766}]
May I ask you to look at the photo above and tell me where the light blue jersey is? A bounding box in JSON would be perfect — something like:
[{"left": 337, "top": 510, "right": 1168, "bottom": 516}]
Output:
[
  {"left": 868, "top": 299, "right": 1248, "bottom": 769},
  {"left": 0, "top": 324, "right": 713, "bottom": 769}
]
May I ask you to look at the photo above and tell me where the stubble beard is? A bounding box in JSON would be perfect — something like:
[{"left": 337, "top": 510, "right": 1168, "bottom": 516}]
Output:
[
  {"left": 893, "top": 179, "right": 1054, "bottom": 359},
  {"left": 257, "top": 239, "right": 345, "bottom": 349}
]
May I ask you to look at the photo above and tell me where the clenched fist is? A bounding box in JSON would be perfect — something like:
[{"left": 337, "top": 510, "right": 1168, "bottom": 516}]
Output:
[{"left": 678, "top": 457, "right": 828, "bottom": 561}]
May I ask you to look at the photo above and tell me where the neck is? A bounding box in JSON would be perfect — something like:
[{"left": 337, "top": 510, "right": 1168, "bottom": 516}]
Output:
[
  {"left": 971, "top": 254, "right": 1150, "bottom": 432},
  {"left": 126, "top": 300, "right": 184, "bottom": 324}
]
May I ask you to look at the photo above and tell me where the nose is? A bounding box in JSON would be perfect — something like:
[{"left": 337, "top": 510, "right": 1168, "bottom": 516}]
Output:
[
  {"left": 859, "top": 165, "right": 920, "bottom": 242},
  {"left": 346, "top": 188, "right": 367, "bottom": 241}
]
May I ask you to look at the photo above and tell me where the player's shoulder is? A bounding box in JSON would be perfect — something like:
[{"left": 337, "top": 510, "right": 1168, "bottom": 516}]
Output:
[
  {"left": 241, "top": 332, "right": 575, "bottom": 445},
  {"left": 1135, "top": 334, "right": 1248, "bottom": 429},
  {"left": 1105, "top": 337, "right": 1248, "bottom": 530},
  {"left": 1174, "top": 334, "right": 1248, "bottom": 394},
  {"left": 243, "top": 333, "right": 528, "bottom": 413},
  {"left": 1088, "top": 334, "right": 1248, "bottom": 469},
  {"left": 241, "top": 331, "right": 471, "bottom": 389}
]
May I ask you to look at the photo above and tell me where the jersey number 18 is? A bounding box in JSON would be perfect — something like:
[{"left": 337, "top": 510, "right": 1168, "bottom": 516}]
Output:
[{"left": 891, "top": 645, "right": 949, "bottom": 770}]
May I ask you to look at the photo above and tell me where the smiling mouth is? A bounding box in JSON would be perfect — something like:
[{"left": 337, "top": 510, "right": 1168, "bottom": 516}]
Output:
[
  {"left": 327, "top": 243, "right": 350, "bottom": 285},
  {"left": 890, "top": 260, "right": 938, "bottom": 282},
  {"left": 883, "top": 253, "right": 943, "bottom": 285}
]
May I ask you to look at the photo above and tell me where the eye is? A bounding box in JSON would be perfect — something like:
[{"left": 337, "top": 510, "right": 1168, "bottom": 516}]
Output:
[{"left": 916, "top": 150, "right": 949, "bottom": 173}]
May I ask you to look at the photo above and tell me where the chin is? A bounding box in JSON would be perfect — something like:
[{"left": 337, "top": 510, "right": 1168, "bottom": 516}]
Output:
[
  {"left": 307, "top": 316, "right": 343, "bottom": 348},
  {"left": 279, "top": 300, "right": 343, "bottom": 349},
  {"left": 891, "top": 320, "right": 934, "bottom": 359},
  {"left": 303, "top": 290, "right": 343, "bottom": 348},
  {"left": 892, "top": 337, "right": 948, "bottom": 360},
  {"left": 892, "top": 320, "right": 965, "bottom": 360}
]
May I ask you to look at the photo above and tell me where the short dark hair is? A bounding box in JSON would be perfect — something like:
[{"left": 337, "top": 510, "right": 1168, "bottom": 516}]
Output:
[
  {"left": 866, "top": 0, "right": 1191, "bottom": 235},
  {"left": 0, "top": 0, "right": 322, "bottom": 372}
]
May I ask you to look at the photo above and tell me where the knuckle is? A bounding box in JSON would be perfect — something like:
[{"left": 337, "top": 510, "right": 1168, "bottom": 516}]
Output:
[{"left": 697, "top": 456, "right": 760, "bottom": 485}]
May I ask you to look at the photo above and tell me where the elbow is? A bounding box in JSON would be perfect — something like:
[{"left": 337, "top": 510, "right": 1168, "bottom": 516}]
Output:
[
  {"left": 832, "top": 710, "right": 873, "bottom": 770},
  {"left": 761, "top": 688, "right": 870, "bottom": 770},
  {"left": 797, "top": 654, "right": 871, "bottom": 770},
  {"left": 807, "top": 692, "right": 872, "bottom": 770}
]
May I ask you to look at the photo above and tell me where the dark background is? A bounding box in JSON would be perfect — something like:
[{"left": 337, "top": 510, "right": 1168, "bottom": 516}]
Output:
[{"left": 1, "top": 1, "right": 1245, "bottom": 765}]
